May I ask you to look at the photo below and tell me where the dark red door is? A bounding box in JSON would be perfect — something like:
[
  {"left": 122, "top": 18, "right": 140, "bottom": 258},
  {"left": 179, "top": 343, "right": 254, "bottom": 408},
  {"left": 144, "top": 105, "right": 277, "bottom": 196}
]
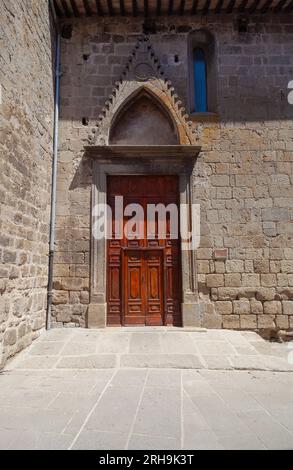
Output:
[
  {"left": 123, "top": 249, "right": 164, "bottom": 326},
  {"left": 107, "top": 175, "right": 181, "bottom": 326}
]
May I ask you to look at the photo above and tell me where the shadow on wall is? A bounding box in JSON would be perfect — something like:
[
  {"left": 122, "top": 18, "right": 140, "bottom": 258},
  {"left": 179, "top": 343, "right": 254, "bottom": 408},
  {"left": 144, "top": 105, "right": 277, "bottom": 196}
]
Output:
[
  {"left": 61, "top": 25, "right": 293, "bottom": 195},
  {"left": 58, "top": 24, "right": 293, "bottom": 125},
  {"left": 69, "top": 153, "right": 92, "bottom": 191},
  {"left": 110, "top": 93, "right": 178, "bottom": 145},
  {"left": 70, "top": 88, "right": 181, "bottom": 190}
]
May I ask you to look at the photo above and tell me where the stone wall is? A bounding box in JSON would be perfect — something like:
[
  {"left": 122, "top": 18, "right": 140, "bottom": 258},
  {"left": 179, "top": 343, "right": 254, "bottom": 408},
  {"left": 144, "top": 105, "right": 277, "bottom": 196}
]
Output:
[
  {"left": 0, "top": 0, "right": 55, "bottom": 367},
  {"left": 53, "top": 13, "right": 293, "bottom": 330}
]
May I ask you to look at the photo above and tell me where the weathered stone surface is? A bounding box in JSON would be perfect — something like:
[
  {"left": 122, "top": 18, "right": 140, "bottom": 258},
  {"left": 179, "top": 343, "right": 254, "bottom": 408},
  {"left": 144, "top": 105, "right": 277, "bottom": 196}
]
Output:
[
  {"left": 250, "top": 299, "right": 263, "bottom": 315},
  {"left": 263, "top": 301, "right": 282, "bottom": 315},
  {"left": 1, "top": 8, "right": 291, "bottom": 345},
  {"left": 3, "top": 328, "right": 17, "bottom": 347},
  {"left": 225, "top": 274, "right": 242, "bottom": 287},
  {"left": 283, "top": 301, "right": 293, "bottom": 315},
  {"left": 256, "top": 289, "right": 277, "bottom": 302},
  {"left": 240, "top": 315, "right": 257, "bottom": 329},
  {"left": 257, "top": 315, "right": 276, "bottom": 329},
  {"left": 0, "top": 1, "right": 54, "bottom": 367},
  {"left": 52, "top": 291, "right": 69, "bottom": 305},
  {"left": 233, "top": 301, "right": 251, "bottom": 315},
  {"left": 215, "top": 301, "right": 233, "bottom": 315},
  {"left": 206, "top": 274, "right": 224, "bottom": 288},
  {"left": 275, "top": 315, "right": 289, "bottom": 329},
  {"left": 222, "top": 315, "right": 240, "bottom": 329}
]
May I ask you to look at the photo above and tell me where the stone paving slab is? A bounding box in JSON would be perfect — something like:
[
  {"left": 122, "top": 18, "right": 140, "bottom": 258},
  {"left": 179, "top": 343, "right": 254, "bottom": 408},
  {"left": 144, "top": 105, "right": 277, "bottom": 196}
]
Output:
[
  {"left": 1, "top": 329, "right": 293, "bottom": 450},
  {"left": 0, "top": 367, "right": 293, "bottom": 449},
  {"left": 6, "top": 327, "right": 293, "bottom": 372}
]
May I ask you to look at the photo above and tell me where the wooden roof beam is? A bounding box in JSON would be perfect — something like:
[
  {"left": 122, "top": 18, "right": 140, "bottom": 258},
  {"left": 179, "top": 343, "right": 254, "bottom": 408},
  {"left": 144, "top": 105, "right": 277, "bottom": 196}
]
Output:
[
  {"left": 61, "top": 0, "right": 72, "bottom": 17},
  {"left": 83, "top": 0, "right": 93, "bottom": 16},
  {"left": 119, "top": 0, "right": 125, "bottom": 15},
  {"left": 215, "top": 0, "right": 224, "bottom": 13},
  {"left": 249, "top": 0, "right": 261, "bottom": 12},
  {"left": 261, "top": 0, "right": 273, "bottom": 12},
  {"left": 226, "top": 0, "right": 236, "bottom": 12},
  {"left": 53, "top": 0, "right": 62, "bottom": 17},
  {"left": 95, "top": 0, "right": 104, "bottom": 15},
  {"left": 70, "top": 0, "right": 80, "bottom": 16},
  {"left": 179, "top": 0, "right": 186, "bottom": 14},
  {"left": 107, "top": 0, "right": 115, "bottom": 15},
  {"left": 274, "top": 0, "right": 287, "bottom": 11},
  {"left": 284, "top": 0, "right": 293, "bottom": 11},
  {"left": 191, "top": 0, "right": 198, "bottom": 14},
  {"left": 132, "top": 0, "right": 138, "bottom": 16},
  {"left": 238, "top": 0, "right": 248, "bottom": 12},
  {"left": 156, "top": 0, "right": 161, "bottom": 15},
  {"left": 202, "top": 0, "right": 211, "bottom": 15}
]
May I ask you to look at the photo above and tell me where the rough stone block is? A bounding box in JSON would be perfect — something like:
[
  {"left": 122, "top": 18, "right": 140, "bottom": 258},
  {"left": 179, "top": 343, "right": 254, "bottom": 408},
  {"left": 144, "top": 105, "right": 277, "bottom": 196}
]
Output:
[
  {"left": 225, "top": 273, "right": 241, "bottom": 287},
  {"left": 226, "top": 260, "right": 244, "bottom": 273},
  {"left": 53, "top": 291, "right": 69, "bottom": 305},
  {"left": 217, "top": 288, "right": 240, "bottom": 300},
  {"left": 254, "top": 260, "right": 270, "bottom": 274},
  {"left": 60, "top": 278, "right": 84, "bottom": 291},
  {"left": 277, "top": 274, "right": 289, "bottom": 287},
  {"left": 197, "top": 248, "right": 213, "bottom": 260},
  {"left": 250, "top": 299, "right": 263, "bottom": 314},
  {"left": 211, "top": 175, "right": 230, "bottom": 186},
  {"left": 214, "top": 261, "right": 225, "bottom": 273},
  {"left": 255, "top": 288, "right": 276, "bottom": 302},
  {"left": 222, "top": 315, "right": 240, "bottom": 329},
  {"left": 215, "top": 301, "right": 233, "bottom": 315},
  {"left": 275, "top": 315, "right": 289, "bottom": 329},
  {"left": 264, "top": 301, "right": 282, "bottom": 314},
  {"left": 4, "top": 328, "right": 17, "bottom": 346},
  {"left": 242, "top": 274, "right": 261, "bottom": 287},
  {"left": 233, "top": 300, "right": 250, "bottom": 315},
  {"left": 240, "top": 315, "right": 257, "bottom": 329},
  {"left": 257, "top": 315, "right": 276, "bottom": 329},
  {"left": 282, "top": 301, "right": 293, "bottom": 315},
  {"left": 261, "top": 274, "right": 277, "bottom": 287},
  {"left": 206, "top": 274, "right": 224, "bottom": 288},
  {"left": 80, "top": 291, "right": 90, "bottom": 304},
  {"left": 197, "top": 260, "right": 210, "bottom": 274}
]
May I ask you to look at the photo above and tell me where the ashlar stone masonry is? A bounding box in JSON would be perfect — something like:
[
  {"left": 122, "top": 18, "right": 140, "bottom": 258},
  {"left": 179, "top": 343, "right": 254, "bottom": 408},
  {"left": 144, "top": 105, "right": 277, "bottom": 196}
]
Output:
[
  {"left": 0, "top": 0, "right": 55, "bottom": 367},
  {"left": 52, "top": 13, "right": 293, "bottom": 331},
  {"left": 1, "top": 6, "right": 293, "bottom": 371}
]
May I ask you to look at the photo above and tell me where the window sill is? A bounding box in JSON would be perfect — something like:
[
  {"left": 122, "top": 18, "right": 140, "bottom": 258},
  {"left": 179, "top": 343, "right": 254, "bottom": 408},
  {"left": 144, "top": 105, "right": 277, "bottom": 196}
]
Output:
[{"left": 188, "top": 112, "right": 219, "bottom": 123}]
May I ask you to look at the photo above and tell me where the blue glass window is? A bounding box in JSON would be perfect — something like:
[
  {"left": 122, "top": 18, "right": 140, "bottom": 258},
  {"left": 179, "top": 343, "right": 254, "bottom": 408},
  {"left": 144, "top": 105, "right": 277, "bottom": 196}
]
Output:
[{"left": 193, "top": 48, "right": 207, "bottom": 113}]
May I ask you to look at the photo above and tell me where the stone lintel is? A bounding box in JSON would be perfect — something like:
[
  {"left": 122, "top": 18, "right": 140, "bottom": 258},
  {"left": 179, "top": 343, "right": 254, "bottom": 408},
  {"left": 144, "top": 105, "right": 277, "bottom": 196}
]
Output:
[{"left": 85, "top": 145, "right": 201, "bottom": 160}]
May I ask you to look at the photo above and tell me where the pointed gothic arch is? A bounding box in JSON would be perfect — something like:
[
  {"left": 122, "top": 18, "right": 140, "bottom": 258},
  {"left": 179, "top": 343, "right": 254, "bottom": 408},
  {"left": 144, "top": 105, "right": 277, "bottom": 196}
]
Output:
[
  {"left": 109, "top": 87, "right": 179, "bottom": 145},
  {"left": 86, "top": 37, "right": 203, "bottom": 331},
  {"left": 87, "top": 37, "right": 197, "bottom": 147}
]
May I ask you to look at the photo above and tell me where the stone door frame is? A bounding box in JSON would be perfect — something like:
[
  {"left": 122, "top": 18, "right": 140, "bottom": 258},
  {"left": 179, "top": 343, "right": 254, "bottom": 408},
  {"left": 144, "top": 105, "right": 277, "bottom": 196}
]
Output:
[{"left": 86, "top": 145, "right": 201, "bottom": 328}]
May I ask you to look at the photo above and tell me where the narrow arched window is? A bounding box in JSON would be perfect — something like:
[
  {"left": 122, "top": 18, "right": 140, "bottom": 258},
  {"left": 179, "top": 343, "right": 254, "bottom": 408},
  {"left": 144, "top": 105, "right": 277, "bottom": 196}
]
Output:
[{"left": 193, "top": 48, "right": 207, "bottom": 113}]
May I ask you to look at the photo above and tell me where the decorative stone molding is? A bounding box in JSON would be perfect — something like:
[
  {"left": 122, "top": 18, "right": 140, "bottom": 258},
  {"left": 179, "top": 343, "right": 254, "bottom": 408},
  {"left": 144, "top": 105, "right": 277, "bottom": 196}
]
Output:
[
  {"left": 87, "top": 36, "right": 198, "bottom": 146},
  {"left": 85, "top": 37, "right": 204, "bottom": 329},
  {"left": 86, "top": 146, "right": 202, "bottom": 329}
]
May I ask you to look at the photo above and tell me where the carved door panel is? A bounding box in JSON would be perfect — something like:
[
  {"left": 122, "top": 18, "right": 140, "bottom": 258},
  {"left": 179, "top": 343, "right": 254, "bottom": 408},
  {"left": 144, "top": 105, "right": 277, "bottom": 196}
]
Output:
[
  {"left": 123, "top": 249, "right": 164, "bottom": 326},
  {"left": 107, "top": 175, "right": 181, "bottom": 326}
]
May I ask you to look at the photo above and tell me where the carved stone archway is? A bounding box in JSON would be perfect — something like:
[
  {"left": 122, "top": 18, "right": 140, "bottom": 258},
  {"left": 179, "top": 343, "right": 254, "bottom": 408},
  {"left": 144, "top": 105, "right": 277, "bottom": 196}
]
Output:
[
  {"left": 88, "top": 36, "right": 198, "bottom": 147},
  {"left": 109, "top": 89, "right": 179, "bottom": 145},
  {"left": 86, "top": 37, "right": 202, "bottom": 329}
]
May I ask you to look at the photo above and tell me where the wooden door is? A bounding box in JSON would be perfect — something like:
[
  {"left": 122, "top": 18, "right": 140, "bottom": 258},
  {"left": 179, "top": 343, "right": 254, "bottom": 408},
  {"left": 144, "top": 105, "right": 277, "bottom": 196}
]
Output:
[
  {"left": 107, "top": 175, "right": 181, "bottom": 326},
  {"left": 123, "top": 249, "right": 164, "bottom": 326}
]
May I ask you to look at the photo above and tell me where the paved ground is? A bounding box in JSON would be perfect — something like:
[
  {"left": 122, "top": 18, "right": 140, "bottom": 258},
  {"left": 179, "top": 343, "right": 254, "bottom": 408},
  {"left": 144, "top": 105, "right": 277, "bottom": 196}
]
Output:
[{"left": 1, "top": 328, "right": 293, "bottom": 450}]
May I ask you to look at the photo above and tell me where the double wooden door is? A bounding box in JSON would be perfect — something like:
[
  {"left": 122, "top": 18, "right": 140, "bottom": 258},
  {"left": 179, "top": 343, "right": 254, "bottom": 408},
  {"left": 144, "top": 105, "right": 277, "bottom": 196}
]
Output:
[{"left": 107, "top": 175, "right": 181, "bottom": 326}]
